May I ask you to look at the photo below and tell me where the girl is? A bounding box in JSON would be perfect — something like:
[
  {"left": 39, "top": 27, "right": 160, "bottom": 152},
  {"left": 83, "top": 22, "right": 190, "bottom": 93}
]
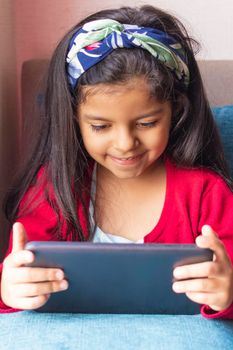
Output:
[{"left": 0, "top": 5, "right": 233, "bottom": 317}]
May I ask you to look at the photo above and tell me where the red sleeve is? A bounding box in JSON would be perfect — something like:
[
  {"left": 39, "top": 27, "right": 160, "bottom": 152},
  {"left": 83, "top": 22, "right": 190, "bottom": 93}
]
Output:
[
  {"left": 0, "top": 174, "right": 62, "bottom": 313},
  {"left": 0, "top": 166, "right": 90, "bottom": 313},
  {"left": 198, "top": 177, "right": 233, "bottom": 319}
]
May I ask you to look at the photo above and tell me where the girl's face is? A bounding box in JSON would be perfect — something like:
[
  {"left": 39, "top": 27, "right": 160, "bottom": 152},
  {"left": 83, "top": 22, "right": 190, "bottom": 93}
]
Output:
[{"left": 77, "top": 78, "right": 172, "bottom": 179}]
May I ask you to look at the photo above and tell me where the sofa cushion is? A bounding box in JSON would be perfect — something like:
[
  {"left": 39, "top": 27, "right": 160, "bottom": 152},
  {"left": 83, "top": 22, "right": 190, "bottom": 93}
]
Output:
[{"left": 212, "top": 105, "right": 233, "bottom": 177}]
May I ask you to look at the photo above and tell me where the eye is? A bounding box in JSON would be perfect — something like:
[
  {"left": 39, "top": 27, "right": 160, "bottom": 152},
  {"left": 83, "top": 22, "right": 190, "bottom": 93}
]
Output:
[
  {"left": 137, "top": 121, "right": 158, "bottom": 128},
  {"left": 90, "top": 124, "right": 109, "bottom": 132}
]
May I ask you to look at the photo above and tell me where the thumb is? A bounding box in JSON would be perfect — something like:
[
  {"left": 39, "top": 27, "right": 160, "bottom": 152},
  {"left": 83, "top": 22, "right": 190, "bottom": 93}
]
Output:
[
  {"left": 12, "top": 222, "right": 28, "bottom": 253},
  {"left": 201, "top": 224, "right": 215, "bottom": 237},
  {"left": 196, "top": 225, "right": 227, "bottom": 263}
]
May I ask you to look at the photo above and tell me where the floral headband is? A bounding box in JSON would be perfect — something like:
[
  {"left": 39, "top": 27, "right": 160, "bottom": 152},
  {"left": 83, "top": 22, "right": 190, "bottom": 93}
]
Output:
[{"left": 66, "top": 19, "right": 190, "bottom": 89}]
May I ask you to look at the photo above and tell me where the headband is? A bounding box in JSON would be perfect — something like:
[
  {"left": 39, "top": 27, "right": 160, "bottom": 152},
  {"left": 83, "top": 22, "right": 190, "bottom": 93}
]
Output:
[{"left": 66, "top": 19, "right": 190, "bottom": 89}]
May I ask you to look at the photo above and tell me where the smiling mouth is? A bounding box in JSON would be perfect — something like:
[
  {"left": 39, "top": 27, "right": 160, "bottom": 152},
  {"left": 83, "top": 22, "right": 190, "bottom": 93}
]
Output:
[
  {"left": 111, "top": 154, "right": 142, "bottom": 160},
  {"left": 109, "top": 153, "right": 145, "bottom": 165}
]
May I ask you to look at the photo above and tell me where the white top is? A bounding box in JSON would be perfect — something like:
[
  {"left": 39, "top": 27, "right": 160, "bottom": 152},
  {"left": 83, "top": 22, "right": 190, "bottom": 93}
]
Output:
[{"left": 89, "top": 164, "right": 143, "bottom": 244}]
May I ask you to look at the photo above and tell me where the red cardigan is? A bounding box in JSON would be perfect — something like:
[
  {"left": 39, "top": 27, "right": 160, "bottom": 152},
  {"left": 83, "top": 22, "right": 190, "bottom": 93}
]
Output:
[{"left": 1, "top": 159, "right": 233, "bottom": 318}]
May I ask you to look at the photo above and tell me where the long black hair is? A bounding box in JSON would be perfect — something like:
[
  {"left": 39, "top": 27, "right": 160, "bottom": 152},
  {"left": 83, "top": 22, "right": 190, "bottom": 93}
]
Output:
[{"left": 4, "top": 5, "right": 232, "bottom": 243}]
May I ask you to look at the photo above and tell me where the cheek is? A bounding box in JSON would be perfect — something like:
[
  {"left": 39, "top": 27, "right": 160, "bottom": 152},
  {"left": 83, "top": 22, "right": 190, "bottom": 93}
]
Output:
[
  {"left": 79, "top": 125, "right": 93, "bottom": 152},
  {"left": 81, "top": 131, "right": 106, "bottom": 156},
  {"left": 158, "top": 121, "right": 171, "bottom": 144},
  {"left": 147, "top": 125, "right": 170, "bottom": 149}
]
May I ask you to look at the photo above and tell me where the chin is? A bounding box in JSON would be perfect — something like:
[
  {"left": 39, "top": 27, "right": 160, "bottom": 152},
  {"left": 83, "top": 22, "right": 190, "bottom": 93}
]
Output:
[{"left": 110, "top": 168, "right": 144, "bottom": 179}]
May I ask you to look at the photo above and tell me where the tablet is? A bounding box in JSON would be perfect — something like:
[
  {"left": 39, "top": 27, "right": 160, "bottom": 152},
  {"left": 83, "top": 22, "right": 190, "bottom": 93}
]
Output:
[{"left": 25, "top": 242, "right": 213, "bottom": 314}]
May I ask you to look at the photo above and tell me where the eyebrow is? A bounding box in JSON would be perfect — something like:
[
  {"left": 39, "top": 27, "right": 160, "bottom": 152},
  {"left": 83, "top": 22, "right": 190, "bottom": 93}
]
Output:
[{"left": 83, "top": 108, "right": 163, "bottom": 121}]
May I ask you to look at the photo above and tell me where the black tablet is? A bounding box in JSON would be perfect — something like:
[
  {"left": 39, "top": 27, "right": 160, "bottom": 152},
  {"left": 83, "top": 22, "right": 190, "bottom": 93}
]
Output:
[{"left": 25, "top": 242, "right": 213, "bottom": 314}]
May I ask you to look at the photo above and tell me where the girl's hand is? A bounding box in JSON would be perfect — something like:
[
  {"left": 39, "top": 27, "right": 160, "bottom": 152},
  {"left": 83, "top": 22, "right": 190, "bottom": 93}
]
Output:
[
  {"left": 1, "top": 222, "right": 68, "bottom": 310},
  {"left": 172, "top": 225, "right": 233, "bottom": 312}
]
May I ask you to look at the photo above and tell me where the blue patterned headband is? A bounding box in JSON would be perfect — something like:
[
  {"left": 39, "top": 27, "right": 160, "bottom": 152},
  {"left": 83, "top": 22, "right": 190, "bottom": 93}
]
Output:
[{"left": 66, "top": 19, "right": 190, "bottom": 89}]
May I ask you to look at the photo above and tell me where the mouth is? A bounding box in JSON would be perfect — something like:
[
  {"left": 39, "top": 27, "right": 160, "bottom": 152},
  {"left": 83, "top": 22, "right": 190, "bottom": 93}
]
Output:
[
  {"left": 114, "top": 156, "right": 138, "bottom": 160},
  {"left": 109, "top": 153, "right": 145, "bottom": 165}
]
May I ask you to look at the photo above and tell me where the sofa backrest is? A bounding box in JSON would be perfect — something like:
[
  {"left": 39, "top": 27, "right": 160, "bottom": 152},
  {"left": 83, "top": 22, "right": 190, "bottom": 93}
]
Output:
[{"left": 198, "top": 60, "right": 233, "bottom": 107}]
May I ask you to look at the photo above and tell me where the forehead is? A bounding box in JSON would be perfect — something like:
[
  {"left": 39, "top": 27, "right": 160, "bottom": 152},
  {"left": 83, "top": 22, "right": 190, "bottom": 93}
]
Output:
[
  {"left": 78, "top": 77, "right": 157, "bottom": 106},
  {"left": 77, "top": 77, "right": 172, "bottom": 122}
]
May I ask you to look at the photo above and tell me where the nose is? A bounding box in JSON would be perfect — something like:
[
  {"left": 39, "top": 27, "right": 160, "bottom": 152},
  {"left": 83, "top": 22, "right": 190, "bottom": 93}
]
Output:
[{"left": 114, "top": 127, "right": 139, "bottom": 153}]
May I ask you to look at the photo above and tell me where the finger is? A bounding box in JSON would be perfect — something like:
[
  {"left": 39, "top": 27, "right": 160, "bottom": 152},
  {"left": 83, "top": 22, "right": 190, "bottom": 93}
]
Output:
[
  {"left": 173, "top": 261, "right": 218, "bottom": 280},
  {"left": 172, "top": 278, "right": 219, "bottom": 294},
  {"left": 12, "top": 222, "right": 28, "bottom": 253},
  {"left": 6, "top": 267, "right": 65, "bottom": 284},
  {"left": 14, "top": 280, "right": 69, "bottom": 298},
  {"left": 8, "top": 294, "right": 51, "bottom": 310},
  {"left": 196, "top": 225, "right": 230, "bottom": 264},
  {"left": 3, "top": 249, "right": 34, "bottom": 268},
  {"left": 179, "top": 289, "right": 230, "bottom": 312},
  {"left": 6, "top": 267, "right": 65, "bottom": 283},
  {"left": 185, "top": 291, "right": 219, "bottom": 308}
]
